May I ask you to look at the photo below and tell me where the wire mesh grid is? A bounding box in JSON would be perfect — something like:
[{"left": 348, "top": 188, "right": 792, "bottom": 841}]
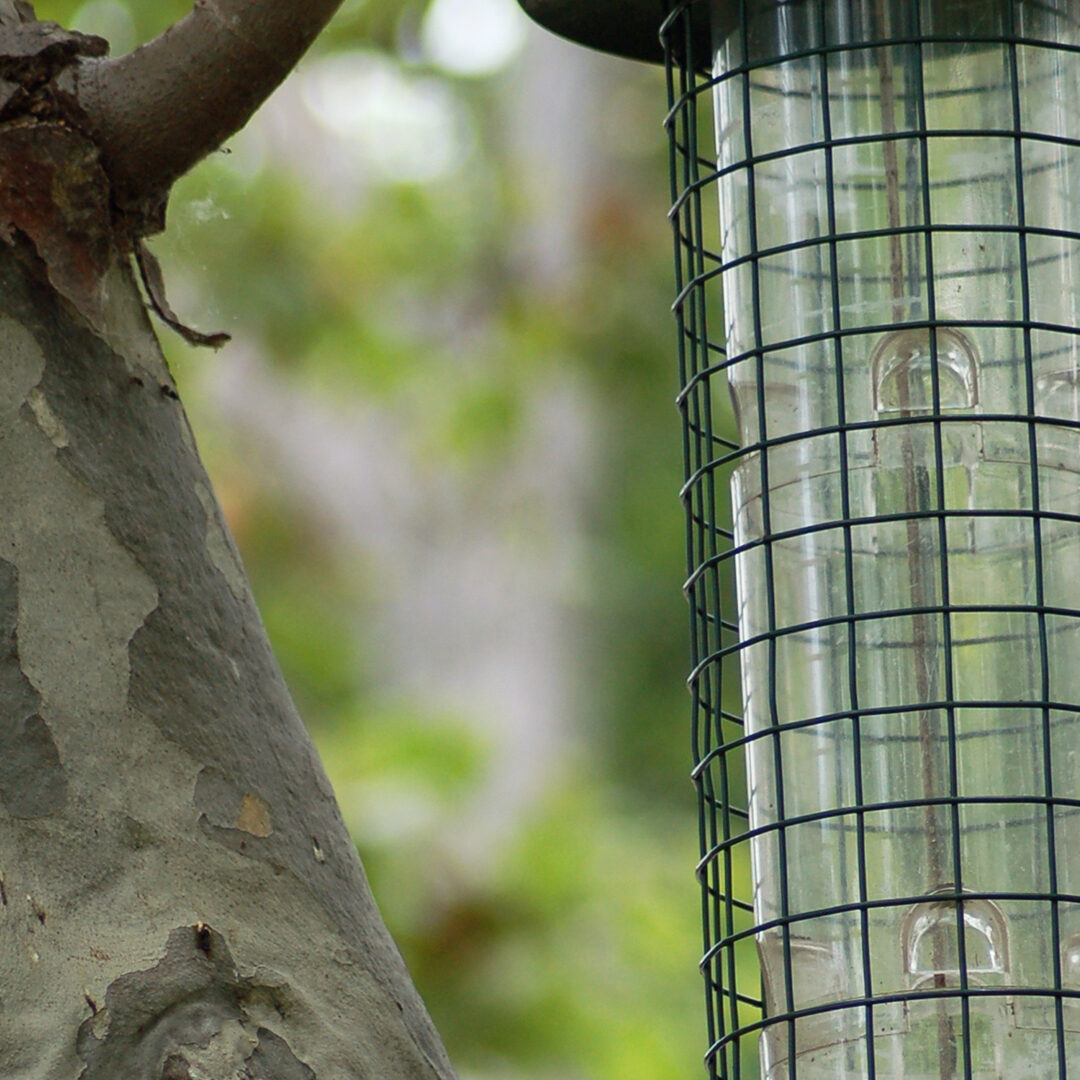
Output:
[{"left": 663, "top": 2, "right": 1080, "bottom": 1077}]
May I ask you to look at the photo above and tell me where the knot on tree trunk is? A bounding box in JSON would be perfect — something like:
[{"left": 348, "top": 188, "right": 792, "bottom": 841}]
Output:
[
  {"left": 75, "top": 925, "right": 317, "bottom": 1080},
  {"left": 0, "top": 2, "right": 106, "bottom": 125}
]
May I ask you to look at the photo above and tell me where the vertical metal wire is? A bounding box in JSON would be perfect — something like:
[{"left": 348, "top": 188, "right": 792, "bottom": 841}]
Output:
[
  {"left": 1004, "top": 3, "right": 1068, "bottom": 1073},
  {"left": 663, "top": 1, "right": 1080, "bottom": 1077},
  {"left": 664, "top": 5, "right": 750, "bottom": 1075},
  {"left": 903, "top": 7, "right": 973, "bottom": 1074},
  {"left": 813, "top": 5, "right": 879, "bottom": 1075}
]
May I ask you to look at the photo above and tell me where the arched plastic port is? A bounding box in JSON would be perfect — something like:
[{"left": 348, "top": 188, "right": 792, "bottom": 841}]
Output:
[
  {"left": 872, "top": 327, "right": 979, "bottom": 415},
  {"left": 902, "top": 887, "right": 1009, "bottom": 989}
]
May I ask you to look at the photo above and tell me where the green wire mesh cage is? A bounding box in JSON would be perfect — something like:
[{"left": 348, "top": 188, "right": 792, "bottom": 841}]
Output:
[
  {"left": 668, "top": 2, "right": 1080, "bottom": 1076},
  {"left": 523, "top": 0, "right": 1080, "bottom": 1076}
]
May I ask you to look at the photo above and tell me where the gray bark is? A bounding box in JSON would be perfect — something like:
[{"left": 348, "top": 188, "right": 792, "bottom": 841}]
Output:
[
  {"left": 0, "top": 6, "right": 459, "bottom": 1080},
  {"left": 0, "top": 132, "right": 456, "bottom": 1080}
]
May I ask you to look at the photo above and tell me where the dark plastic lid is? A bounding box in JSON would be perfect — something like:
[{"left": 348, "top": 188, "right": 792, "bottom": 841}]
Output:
[
  {"left": 517, "top": 1, "right": 1004, "bottom": 66},
  {"left": 516, "top": 0, "right": 710, "bottom": 65}
]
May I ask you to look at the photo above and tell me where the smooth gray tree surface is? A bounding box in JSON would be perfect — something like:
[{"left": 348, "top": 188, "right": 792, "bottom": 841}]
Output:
[{"left": 0, "top": 2, "right": 456, "bottom": 1076}]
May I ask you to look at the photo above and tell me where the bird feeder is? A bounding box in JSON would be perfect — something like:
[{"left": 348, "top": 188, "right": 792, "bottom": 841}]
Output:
[{"left": 519, "top": 1, "right": 1080, "bottom": 1077}]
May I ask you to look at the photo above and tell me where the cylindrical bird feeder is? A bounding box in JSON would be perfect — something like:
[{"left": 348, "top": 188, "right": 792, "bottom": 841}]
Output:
[{"left": 520, "top": 1, "right": 1080, "bottom": 1077}]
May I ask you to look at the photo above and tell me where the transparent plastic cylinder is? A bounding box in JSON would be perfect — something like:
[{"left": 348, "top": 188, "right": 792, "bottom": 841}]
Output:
[{"left": 713, "top": 1, "right": 1080, "bottom": 1076}]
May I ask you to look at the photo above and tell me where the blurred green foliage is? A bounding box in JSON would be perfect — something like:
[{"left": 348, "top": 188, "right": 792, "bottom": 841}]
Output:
[{"left": 34, "top": 1, "right": 744, "bottom": 1076}]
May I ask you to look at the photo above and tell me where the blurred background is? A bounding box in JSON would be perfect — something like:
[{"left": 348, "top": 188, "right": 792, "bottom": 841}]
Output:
[{"left": 39, "top": 2, "right": 713, "bottom": 1076}]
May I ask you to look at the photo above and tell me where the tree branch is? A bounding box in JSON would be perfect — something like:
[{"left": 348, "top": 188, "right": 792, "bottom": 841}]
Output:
[{"left": 71, "top": 0, "right": 346, "bottom": 229}]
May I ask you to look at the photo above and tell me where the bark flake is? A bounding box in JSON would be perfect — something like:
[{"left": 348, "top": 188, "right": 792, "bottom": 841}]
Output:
[
  {"left": 0, "top": 122, "right": 113, "bottom": 332},
  {"left": 134, "top": 240, "right": 230, "bottom": 349},
  {"left": 0, "top": 558, "right": 66, "bottom": 818},
  {"left": 0, "top": 6, "right": 113, "bottom": 331},
  {"left": 194, "top": 766, "right": 273, "bottom": 840},
  {"left": 241, "top": 1027, "right": 317, "bottom": 1080}
]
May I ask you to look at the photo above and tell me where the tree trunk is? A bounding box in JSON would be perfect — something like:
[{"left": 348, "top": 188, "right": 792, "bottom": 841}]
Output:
[{"left": 0, "top": 40, "right": 457, "bottom": 1080}]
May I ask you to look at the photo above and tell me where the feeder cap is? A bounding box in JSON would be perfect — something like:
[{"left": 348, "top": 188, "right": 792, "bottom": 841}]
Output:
[
  {"left": 516, "top": 0, "right": 711, "bottom": 65},
  {"left": 518, "top": 1, "right": 992, "bottom": 64}
]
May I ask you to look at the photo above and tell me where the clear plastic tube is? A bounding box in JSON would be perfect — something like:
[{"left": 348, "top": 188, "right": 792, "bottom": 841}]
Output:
[{"left": 713, "top": 1, "right": 1080, "bottom": 1076}]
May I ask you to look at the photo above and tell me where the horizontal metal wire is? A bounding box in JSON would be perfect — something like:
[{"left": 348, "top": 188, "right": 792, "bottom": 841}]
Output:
[
  {"left": 701, "top": 890, "right": 1080, "bottom": 967},
  {"left": 705, "top": 982, "right": 1080, "bottom": 1063},
  {"left": 677, "top": 327, "right": 1080, "bottom": 407}
]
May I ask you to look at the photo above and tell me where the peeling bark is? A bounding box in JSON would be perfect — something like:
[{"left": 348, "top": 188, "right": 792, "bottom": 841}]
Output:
[{"left": 0, "top": 24, "right": 458, "bottom": 1080}]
